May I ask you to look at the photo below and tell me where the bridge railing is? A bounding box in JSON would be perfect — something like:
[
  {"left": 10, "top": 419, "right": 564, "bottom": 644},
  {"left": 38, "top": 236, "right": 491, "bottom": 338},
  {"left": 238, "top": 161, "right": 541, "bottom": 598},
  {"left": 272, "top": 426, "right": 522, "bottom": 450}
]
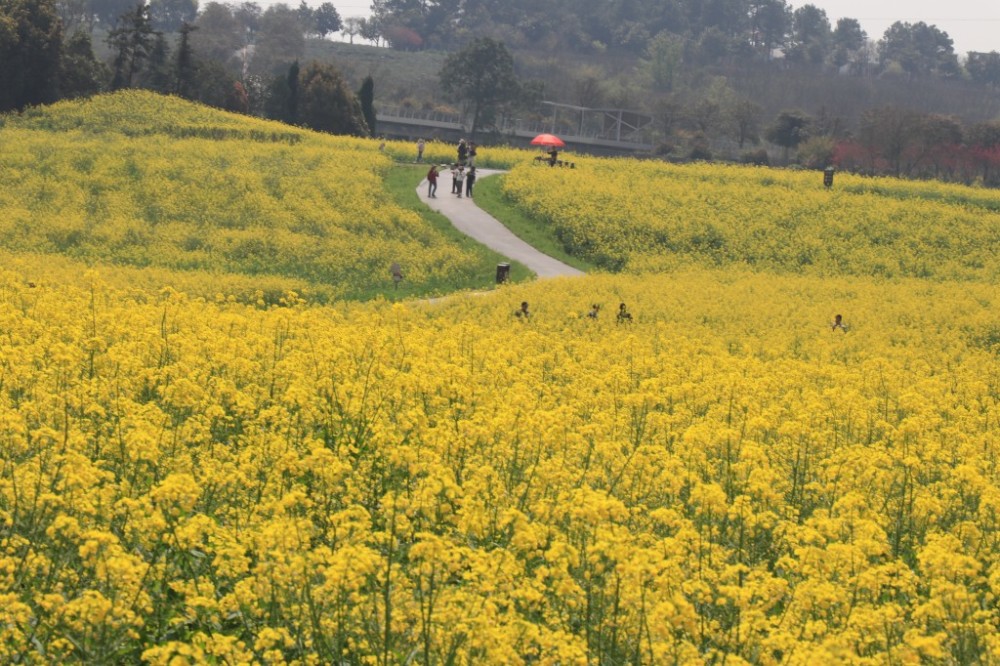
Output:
[{"left": 376, "top": 106, "right": 653, "bottom": 147}]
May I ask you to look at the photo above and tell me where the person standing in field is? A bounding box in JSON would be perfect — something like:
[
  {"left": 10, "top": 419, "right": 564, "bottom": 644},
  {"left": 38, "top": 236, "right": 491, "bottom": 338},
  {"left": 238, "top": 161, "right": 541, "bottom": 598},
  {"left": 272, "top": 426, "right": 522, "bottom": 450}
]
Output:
[
  {"left": 457, "top": 138, "right": 469, "bottom": 165},
  {"left": 416, "top": 138, "right": 425, "bottom": 162},
  {"left": 617, "top": 302, "right": 632, "bottom": 323},
  {"left": 426, "top": 165, "right": 439, "bottom": 197},
  {"left": 465, "top": 167, "right": 476, "bottom": 198},
  {"left": 515, "top": 301, "right": 531, "bottom": 320},
  {"left": 831, "top": 314, "right": 848, "bottom": 332},
  {"left": 468, "top": 142, "right": 477, "bottom": 166}
]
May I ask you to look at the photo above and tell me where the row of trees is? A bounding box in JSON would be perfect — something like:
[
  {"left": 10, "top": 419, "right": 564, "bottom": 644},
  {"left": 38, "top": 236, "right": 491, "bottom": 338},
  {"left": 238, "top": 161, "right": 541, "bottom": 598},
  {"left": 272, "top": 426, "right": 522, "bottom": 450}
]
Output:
[
  {"left": 53, "top": 0, "right": 341, "bottom": 38},
  {"left": 1, "top": 0, "right": 369, "bottom": 137},
  {"left": 753, "top": 107, "right": 1000, "bottom": 187},
  {"left": 837, "top": 111, "right": 1000, "bottom": 185},
  {"left": 369, "top": 0, "right": 1000, "bottom": 85}
]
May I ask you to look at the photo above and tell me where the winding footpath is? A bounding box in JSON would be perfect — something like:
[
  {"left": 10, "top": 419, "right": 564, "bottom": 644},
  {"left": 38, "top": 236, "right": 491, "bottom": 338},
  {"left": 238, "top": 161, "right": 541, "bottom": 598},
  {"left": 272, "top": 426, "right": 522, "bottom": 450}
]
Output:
[{"left": 418, "top": 168, "right": 584, "bottom": 278}]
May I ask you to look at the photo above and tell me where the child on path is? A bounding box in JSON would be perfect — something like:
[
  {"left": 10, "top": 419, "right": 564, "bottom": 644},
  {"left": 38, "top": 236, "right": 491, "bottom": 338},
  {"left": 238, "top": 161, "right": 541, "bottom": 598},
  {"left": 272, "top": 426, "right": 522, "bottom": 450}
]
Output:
[
  {"left": 426, "top": 165, "right": 438, "bottom": 198},
  {"left": 465, "top": 167, "right": 476, "bottom": 198}
]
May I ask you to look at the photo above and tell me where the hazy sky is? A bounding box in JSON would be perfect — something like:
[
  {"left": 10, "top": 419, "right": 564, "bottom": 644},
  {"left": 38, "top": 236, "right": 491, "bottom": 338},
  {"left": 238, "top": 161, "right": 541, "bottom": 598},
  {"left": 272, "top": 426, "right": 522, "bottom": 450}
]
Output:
[
  {"left": 323, "top": 1, "right": 1000, "bottom": 55},
  {"left": 791, "top": 0, "right": 998, "bottom": 54}
]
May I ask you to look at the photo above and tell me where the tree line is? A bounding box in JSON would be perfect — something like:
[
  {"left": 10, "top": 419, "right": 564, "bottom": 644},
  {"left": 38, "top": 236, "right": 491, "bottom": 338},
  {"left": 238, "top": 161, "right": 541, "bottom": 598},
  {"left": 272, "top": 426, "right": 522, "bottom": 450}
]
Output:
[
  {"left": 368, "top": 0, "right": 1000, "bottom": 86},
  {"left": 0, "top": 0, "right": 369, "bottom": 135},
  {"left": 5, "top": 0, "right": 1000, "bottom": 188}
]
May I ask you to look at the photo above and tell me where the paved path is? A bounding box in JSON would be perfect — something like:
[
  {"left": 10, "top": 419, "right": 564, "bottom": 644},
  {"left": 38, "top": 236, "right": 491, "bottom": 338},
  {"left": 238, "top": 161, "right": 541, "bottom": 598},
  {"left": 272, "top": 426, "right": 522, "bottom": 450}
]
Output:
[{"left": 419, "top": 168, "right": 584, "bottom": 278}]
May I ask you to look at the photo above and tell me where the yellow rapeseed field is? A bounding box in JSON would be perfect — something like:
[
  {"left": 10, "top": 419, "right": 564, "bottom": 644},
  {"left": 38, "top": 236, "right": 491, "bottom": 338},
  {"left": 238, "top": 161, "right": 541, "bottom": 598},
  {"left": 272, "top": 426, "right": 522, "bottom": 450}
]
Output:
[
  {"left": 501, "top": 157, "right": 1000, "bottom": 280},
  {"left": 1, "top": 92, "right": 999, "bottom": 664},
  {"left": 2, "top": 266, "right": 999, "bottom": 664},
  {"left": 0, "top": 91, "right": 505, "bottom": 303}
]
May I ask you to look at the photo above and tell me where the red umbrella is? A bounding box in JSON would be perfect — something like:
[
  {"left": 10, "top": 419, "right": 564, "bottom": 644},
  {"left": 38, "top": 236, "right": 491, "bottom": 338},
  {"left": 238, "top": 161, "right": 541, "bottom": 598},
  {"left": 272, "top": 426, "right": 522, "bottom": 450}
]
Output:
[{"left": 530, "top": 133, "right": 565, "bottom": 147}]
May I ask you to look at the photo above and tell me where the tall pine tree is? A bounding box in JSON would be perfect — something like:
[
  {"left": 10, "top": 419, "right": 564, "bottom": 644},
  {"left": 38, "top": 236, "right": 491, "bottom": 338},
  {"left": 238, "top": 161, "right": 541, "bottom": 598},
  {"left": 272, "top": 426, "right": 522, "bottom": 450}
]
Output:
[
  {"left": 358, "top": 74, "right": 375, "bottom": 137},
  {"left": 107, "top": 2, "right": 158, "bottom": 90}
]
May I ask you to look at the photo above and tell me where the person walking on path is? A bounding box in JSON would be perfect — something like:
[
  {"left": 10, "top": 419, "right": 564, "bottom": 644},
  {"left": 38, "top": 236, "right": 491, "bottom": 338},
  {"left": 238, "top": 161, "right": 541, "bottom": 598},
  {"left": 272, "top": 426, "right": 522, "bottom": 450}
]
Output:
[
  {"left": 465, "top": 167, "right": 477, "bottom": 198},
  {"left": 416, "top": 138, "right": 425, "bottom": 163},
  {"left": 426, "top": 165, "right": 439, "bottom": 198},
  {"left": 413, "top": 168, "right": 584, "bottom": 279}
]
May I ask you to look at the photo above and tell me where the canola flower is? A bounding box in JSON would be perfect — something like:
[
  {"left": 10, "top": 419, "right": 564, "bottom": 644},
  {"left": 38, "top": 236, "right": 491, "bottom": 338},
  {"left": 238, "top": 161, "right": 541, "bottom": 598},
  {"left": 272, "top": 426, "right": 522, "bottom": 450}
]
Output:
[
  {"left": 3, "top": 91, "right": 1000, "bottom": 664},
  {"left": 501, "top": 157, "right": 1000, "bottom": 281},
  {"left": 0, "top": 91, "right": 501, "bottom": 303},
  {"left": 1, "top": 266, "right": 998, "bottom": 664}
]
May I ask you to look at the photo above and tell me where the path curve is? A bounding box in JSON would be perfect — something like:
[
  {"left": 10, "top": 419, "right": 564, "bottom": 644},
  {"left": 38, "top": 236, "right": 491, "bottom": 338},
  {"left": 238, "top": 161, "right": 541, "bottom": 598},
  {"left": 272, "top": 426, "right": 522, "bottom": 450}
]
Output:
[{"left": 419, "top": 168, "right": 584, "bottom": 278}]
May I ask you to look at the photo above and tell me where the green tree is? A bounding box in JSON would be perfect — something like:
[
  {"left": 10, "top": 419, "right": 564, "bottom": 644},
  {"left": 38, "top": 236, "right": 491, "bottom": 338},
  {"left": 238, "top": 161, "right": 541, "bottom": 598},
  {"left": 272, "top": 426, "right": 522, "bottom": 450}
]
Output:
[
  {"left": 190, "top": 58, "right": 236, "bottom": 108},
  {"left": 314, "top": 2, "right": 340, "bottom": 38},
  {"left": 174, "top": 20, "right": 197, "bottom": 97},
  {"left": 439, "top": 37, "right": 521, "bottom": 140},
  {"left": 728, "top": 98, "right": 762, "bottom": 148},
  {"left": 786, "top": 4, "right": 831, "bottom": 65},
  {"left": 59, "top": 29, "right": 108, "bottom": 99},
  {"left": 749, "top": 0, "right": 790, "bottom": 58},
  {"left": 358, "top": 74, "right": 375, "bottom": 136},
  {"left": 253, "top": 3, "right": 304, "bottom": 75},
  {"left": 0, "top": 0, "right": 63, "bottom": 112},
  {"left": 191, "top": 1, "right": 242, "bottom": 65},
  {"left": 342, "top": 16, "right": 362, "bottom": 44},
  {"left": 642, "top": 31, "right": 683, "bottom": 91},
  {"left": 878, "top": 21, "right": 960, "bottom": 79},
  {"left": 287, "top": 59, "right": 299, "bottom": 124},
  {"left": 358, "top": 16, "right": 381, "bottom": 46},
  {"left": 858, "top": 105, "right": 920, "bottom": 176},
  {"left": 966, "top": 51, "right": 1000, "bottom": 87},
  {"left": 766, "top": 109, "right": 812, "bottom": 161},
  {"left": 831, "top": 17, "right": 865, "bottom": 67},
  {"left": 298, "top": 60, "right": 368, "bottom": 135},
  {"left": 140, "top": 31, "right": 172, "bottom": 91},
  {"left": 797, "top": 135, "right": 834, "bottom": 168},
  {"left": 107, "top": 2, "right": 158, "bottom": 90},
  {"left": 296, "top": 0, "right": 313, "bottom": 34}
]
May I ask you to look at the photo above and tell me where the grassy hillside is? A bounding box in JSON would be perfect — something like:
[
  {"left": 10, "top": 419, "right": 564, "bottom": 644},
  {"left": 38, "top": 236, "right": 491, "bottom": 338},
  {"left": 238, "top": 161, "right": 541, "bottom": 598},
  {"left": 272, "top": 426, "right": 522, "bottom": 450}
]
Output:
[{"left": 0, "top": 91, "right": 524, "bottom": 303}]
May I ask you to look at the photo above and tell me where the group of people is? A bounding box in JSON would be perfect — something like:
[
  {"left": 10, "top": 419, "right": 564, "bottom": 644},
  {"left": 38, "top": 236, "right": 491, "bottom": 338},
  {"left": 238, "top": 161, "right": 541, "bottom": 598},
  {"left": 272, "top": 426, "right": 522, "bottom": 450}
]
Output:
[
  {"left": 516, "top": 303, "right": 849, "bottom": 331},
  {"left": 424, "top": 137, "right": 479, "bottom": 199},
  {"left": 424, "top": 164, "right": 476, "bottom": 198},
  {"left": 516, "top": 302, "right": 634, "bottom": 323}
]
